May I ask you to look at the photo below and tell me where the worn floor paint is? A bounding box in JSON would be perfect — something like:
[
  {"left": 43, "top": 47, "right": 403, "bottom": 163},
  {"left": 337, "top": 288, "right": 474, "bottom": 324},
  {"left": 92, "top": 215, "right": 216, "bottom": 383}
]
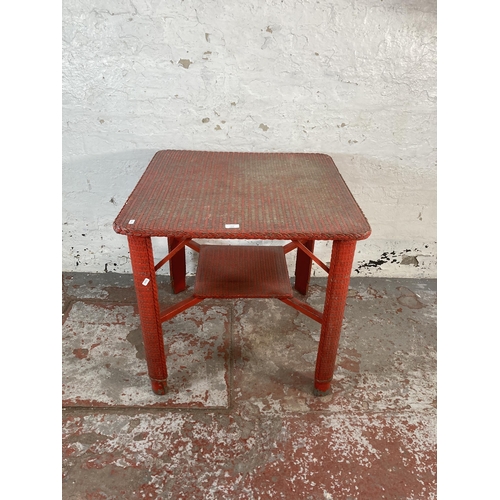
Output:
[
  {"left": 63, "top": 302, "right": 230, "bottom": 408},
  {"left": 62, "top": 273, "right": 436, "bottom": 499}
]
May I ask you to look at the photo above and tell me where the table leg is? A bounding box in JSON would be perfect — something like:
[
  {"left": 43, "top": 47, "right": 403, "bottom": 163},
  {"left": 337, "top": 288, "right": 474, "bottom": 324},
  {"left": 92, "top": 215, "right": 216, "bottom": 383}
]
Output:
[
  {"left": 314, "top": 240, "right": 356, "bottom": 395},
  {"left": 168, "top": 237, "right": 187, "bottom": 293},
  {"left": 128, "top": 236, "right": 168, "bottom": 395},
  {"left": 294, "top": 239, "right": 315, "bottom": 295}
]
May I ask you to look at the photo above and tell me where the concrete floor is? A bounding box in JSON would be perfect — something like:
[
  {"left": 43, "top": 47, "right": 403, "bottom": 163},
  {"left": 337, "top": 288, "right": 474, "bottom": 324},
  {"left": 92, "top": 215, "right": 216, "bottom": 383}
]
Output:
[{"left": 62, "top": 272, "right": 437, "bottom": 499}]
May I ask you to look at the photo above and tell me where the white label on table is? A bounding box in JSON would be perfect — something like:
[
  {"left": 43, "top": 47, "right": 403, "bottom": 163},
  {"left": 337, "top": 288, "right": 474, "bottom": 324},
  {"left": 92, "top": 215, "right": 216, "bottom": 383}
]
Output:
[
  {"left": 225, "top": 223, "right": 240, "bottom": 229},
  {"left": 142, "top": 278, "right": 150, "bottom": 286},
  {"left": 129, "top": 219, "right": 135, "bottom": 224}
]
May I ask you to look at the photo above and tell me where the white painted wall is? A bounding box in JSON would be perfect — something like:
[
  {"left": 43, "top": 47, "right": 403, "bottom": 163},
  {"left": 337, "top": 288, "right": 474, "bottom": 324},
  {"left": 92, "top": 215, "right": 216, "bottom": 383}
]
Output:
[{"left": 62, "top": 0, "right": 436, "bottom": 278}]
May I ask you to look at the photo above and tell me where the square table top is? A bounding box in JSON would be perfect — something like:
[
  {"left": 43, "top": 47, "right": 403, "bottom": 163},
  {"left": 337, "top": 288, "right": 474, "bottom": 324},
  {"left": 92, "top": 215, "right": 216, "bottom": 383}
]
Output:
[{"left": 113, "top": 150, "right": 371, "bottom": 241}]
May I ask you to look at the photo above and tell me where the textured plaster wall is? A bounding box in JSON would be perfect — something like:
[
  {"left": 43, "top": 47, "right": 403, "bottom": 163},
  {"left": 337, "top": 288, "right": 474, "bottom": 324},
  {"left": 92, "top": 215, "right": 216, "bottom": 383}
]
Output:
[{"left": 62, "top": 0, "right": 437, "bottom": 278}]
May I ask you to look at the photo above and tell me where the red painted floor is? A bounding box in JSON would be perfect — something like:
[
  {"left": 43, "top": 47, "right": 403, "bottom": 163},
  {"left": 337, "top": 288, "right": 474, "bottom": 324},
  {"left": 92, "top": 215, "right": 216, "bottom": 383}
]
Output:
[{"left": 62, "top": 273, "right": 436, "bottom": 499}]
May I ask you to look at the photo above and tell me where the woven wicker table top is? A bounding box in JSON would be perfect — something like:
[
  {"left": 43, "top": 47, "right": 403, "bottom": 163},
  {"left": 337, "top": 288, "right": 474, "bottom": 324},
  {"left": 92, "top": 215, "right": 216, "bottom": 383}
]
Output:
[{"left": 113, "top": 150, "right": 371, "bottom": 240}]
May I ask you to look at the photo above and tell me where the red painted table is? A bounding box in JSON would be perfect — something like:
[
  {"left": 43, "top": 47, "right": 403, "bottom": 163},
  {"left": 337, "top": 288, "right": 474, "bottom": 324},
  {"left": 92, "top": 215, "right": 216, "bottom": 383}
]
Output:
[{"left": 114, "top": 150, "right": 371, "bottom": 396}]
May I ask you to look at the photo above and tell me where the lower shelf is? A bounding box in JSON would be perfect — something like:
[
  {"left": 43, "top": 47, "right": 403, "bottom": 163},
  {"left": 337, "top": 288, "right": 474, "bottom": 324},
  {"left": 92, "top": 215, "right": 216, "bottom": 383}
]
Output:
[{"left": 193, "top": 245, "right": 293, "bottom": 299}]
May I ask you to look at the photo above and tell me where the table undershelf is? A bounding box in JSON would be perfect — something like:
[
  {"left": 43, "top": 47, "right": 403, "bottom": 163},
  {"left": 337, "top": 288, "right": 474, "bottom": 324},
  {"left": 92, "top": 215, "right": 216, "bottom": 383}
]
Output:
[{"left": 193, "top": 245, "right": 293, "bottom": 299}]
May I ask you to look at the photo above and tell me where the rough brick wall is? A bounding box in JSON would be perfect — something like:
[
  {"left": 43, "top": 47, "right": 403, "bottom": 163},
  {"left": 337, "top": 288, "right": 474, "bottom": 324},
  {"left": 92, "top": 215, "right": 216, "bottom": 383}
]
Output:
[{"left": 62, "top": 0, "right": 436, "bottom": 277}]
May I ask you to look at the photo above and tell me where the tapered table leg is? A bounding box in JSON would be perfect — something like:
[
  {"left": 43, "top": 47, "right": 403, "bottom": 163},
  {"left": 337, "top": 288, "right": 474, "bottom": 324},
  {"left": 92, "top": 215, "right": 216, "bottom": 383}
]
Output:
[
  {"left": 314, "top": 240, "right": 357, "bottom": 395},
  {"left": 294, "top": 239, "right": 315, "bottom": 295},
  {"left": 168, "top": 237, "right": 187, "bottom": 293},
  {"left": 128, "top": 235, "right": 167, "bottom": 395}
]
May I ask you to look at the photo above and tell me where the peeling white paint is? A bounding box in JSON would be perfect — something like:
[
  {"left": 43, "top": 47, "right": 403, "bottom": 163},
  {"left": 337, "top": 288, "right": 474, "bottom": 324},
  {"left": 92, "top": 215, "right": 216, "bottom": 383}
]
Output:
[
  {"left": 62, "top": 0, "right": 436, "bottom": 278},
  {"left": 63, "top": 411, "right": 436, "bottom": 497}
]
